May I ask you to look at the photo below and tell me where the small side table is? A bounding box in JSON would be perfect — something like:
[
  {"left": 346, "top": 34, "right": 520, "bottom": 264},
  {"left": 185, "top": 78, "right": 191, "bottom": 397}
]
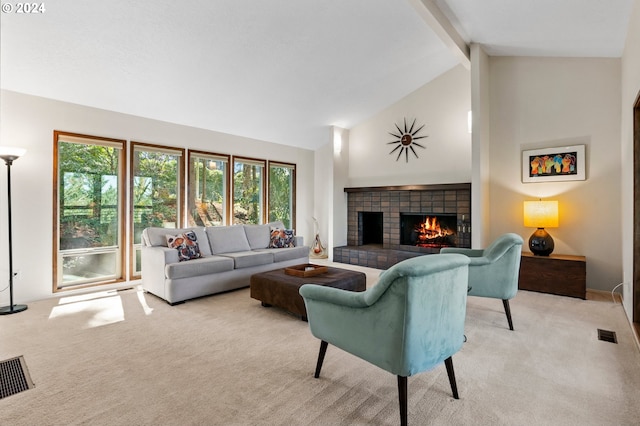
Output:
[{"left": 519, "top": 252, "right": 586, "bottom": 299}]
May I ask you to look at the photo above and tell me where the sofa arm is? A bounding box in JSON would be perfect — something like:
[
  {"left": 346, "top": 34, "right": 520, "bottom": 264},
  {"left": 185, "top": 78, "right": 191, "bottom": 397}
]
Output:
[
  {"left": 294, "top": 235, "right": 304, "bottom": 247},
  {"left": 143, "top": 246, "right": 180, "bottom": 268},
  {"left": 141, "top": 246, "right": 179, "bottom": 299}
]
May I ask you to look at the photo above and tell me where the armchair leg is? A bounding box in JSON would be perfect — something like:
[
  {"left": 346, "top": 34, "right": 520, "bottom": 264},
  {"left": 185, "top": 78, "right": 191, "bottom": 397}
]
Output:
[
  {"left": 502, "top": 299, "right": 514, "bottom": 330},
  {"left": 314, "top": 340, "right": 328, "bottom": 378},
  {"left": 397, "top": 360, "right": 458, "bottom": 426},
  {"left": 397, "top": 376, "right": 407, "bottom": 426},
  {"left": 444, "top": 356, "right": 459, "bottom": 399}
]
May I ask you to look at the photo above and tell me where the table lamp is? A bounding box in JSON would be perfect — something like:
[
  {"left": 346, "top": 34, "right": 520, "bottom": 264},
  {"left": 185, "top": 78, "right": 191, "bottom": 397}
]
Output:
[{"left": 523, "top": 200, "right": 558, "bottom": 256}]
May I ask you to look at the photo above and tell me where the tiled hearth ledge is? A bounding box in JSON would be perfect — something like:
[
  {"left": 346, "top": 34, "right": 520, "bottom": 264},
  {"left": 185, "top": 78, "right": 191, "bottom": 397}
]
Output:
[{"left": 334, "top": 183, "right": 471, "bottom": 270}]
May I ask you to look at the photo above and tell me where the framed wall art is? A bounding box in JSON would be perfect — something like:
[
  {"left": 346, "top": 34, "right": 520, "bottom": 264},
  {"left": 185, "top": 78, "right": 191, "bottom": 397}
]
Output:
[{"left": 522, "top": 144, "right": 586, "bottom": 183}]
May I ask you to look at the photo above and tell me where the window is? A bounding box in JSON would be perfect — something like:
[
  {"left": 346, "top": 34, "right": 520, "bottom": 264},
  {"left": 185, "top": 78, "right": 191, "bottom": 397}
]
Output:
[
  {"left": 53, "top": 135, "right": 297, "bottom": 286},
  {"left": 130, "top": 143, "right": 184, "bottom": 278},
  {"left": 187, "top": 151, "right": 230, "bottom": 226},
  {"left": 53, "top": 132, "right": 126, "bottom": 291},
  {"left": 268, "top": 161, "right": 296, "bottom": 229},
  {"left": 232, "top": 157, "right": 265, "bottom": 224}
]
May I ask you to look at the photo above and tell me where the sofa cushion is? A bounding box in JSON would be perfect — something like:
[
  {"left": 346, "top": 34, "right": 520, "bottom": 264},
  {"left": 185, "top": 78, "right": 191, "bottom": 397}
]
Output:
[
  {"left": 219, "top": 251, "right": 274, "bottom": 269},
  {"left": 255, "top": 246, "right": 309, "bottom": 262},
  {"left": 165, "top": 255, "right": 234, "bottom": 280},
  {"left": 243, "top": 224, "right": 271, "bottom": 249},
  {"left": 269, "top": 227, "right": 295, "bottom": 248},
  {"left": 143, "top": 227, "right": 212, "bottom": 256},
  {"left": 207, "top": 225, "right": 251, "bottom": 254},
  {"left": 166, "top": 231, "right": 202, "bottom": 262}
]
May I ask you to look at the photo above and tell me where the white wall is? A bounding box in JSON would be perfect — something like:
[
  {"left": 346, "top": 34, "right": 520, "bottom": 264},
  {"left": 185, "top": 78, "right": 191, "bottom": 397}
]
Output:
[
  {"left": 313, "top": 141, "right": 333, "bottom": 258},
  {"left": 489, "top": 57, "right": 622, "bottom": 292},
  {"left": 312, "top": 127, "right": 349, "bottom": 260},
  {"left": 347, "top": 65, "right": 471, "bottom": 187},
  {"left": 331, "top": 127, "right": 349, "bottom": 251},
  {"left": 0, "top": 90, "right": 315, "bottom": 304},
  {"left": 621, "top": 0, "right": 640, "bottom": 320}
]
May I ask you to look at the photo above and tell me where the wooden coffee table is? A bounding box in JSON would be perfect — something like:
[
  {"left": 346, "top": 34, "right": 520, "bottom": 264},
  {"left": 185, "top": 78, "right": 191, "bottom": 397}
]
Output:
[{"left": 250, "top": 265, "right": 366, "bottom": 321}]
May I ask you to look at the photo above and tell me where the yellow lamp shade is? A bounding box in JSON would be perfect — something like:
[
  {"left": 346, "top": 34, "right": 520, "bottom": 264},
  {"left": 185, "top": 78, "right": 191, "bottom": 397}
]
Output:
[{"left": 523, "top": 200, "right": 558, "bottom": 228}]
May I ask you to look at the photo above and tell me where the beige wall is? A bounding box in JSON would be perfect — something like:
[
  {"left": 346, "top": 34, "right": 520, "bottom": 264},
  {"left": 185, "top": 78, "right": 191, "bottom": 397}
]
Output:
[
  {"left": 470, "top": 44, "right": 491, "bottom": 248},
  {"left": 0, "top": 90, "right": 315, "bottom": 304},
  {"left": 621, "top": 0, "right": 640, "bottom": 319},
  {"left": 347, "top": 64, "right": 472, "bottom": 187},
  {"left": 345, "top": 56, "right": 624, "bottom": 292},
  {"left": 312, "top": 127, "right": 349, "bottom": 260},
  {"left": 331, "top": 127, "right": 349, "bottom": 251},
  {"left": 313, "top": 139, "right": 333, "bottom": 257},
  {"left": 488, "top": 57, "right": 622, "bottom": 292}
]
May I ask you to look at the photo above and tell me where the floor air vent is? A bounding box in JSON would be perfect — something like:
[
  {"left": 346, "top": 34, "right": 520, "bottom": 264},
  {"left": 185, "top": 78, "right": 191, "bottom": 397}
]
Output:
[
  {"left": 597, "top": 329, "right": 618, "bottom": 344},
  {"left": 0, "top": 355, "right": 35, "bottom": 399}
]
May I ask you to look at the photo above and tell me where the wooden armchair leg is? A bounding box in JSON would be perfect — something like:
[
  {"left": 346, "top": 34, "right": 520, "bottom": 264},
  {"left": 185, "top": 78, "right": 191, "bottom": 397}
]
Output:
[
  {"left": 502, "top": 299, "right": 514, "bottom": 331},
  {"left": 397, "top": 376, "right": 408, "bottom": 426},
  {"left": 314, "top": 340, "right": 328, "bottom": 378},
  {"left": 444, "top": 356, "right": 459, "bottom": 399}
]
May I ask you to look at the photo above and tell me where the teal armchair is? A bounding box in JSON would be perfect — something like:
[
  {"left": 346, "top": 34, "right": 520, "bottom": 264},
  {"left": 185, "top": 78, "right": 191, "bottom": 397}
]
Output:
[
  {"left": 299, "top": 254, "right": 470, "bottom": 426},
  {"left": 441, "top": 233, "right": 524, "bottom": 330}
]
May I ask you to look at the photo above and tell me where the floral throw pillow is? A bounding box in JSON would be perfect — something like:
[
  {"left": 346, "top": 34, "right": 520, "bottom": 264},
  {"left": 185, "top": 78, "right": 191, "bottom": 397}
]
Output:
[
  {"left": 269, "top": 227, "right": 295, "bottom": 248},
  {"left": 166, "top": 231, "right": 202, "bottom": 261}
]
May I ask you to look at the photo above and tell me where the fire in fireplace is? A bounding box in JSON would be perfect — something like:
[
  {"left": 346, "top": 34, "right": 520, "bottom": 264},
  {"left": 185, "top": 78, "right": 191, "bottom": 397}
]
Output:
[{"left": 400, "top": 213, "right": 457, "bottom": 248}]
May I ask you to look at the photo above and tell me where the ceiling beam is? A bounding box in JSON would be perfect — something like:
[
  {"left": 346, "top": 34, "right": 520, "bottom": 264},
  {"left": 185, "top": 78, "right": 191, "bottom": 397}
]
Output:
[{"left": 408, "top": 0, "right": 470, "bottom": 69}]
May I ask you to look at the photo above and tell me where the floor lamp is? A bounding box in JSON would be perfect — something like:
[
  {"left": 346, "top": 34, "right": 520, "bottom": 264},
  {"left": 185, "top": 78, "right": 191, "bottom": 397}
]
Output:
[{"left": 0, "top": 147, "right": 27, "bottom": 315}]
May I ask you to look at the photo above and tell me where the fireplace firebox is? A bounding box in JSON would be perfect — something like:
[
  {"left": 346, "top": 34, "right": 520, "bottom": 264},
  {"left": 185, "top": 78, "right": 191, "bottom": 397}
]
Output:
[{"left": 400, "top": 213, "right": 457, "bottom": 248}]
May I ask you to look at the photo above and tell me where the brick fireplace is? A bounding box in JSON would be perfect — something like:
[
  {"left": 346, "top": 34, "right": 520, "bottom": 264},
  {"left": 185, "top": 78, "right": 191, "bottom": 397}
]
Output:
[{"left": 333, "top": 183, "right": 471, "bottom": 269}]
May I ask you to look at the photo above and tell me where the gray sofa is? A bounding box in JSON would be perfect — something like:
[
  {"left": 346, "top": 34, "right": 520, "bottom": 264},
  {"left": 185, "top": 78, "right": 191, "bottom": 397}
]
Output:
[{"left": 141, "top": 221, "right": 309, "bottom": 304}]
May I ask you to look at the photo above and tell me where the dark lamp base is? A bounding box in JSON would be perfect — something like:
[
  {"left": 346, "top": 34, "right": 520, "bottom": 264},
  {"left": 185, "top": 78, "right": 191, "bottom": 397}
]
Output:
[
  {"left": 0, "top": 304, "right": 28, "bottom": 315},
  {"left": 529, "top": 228, "right": 554, "bottom": 256}
]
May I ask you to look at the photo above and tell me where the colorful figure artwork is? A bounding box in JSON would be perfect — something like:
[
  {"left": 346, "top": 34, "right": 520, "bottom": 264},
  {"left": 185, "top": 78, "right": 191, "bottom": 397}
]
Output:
[
  {"left": 528, "top": 151, "right": 577, "bottom": 178},
  {"left": 522, "top": 144, "right": 585, "bottom": 182}
]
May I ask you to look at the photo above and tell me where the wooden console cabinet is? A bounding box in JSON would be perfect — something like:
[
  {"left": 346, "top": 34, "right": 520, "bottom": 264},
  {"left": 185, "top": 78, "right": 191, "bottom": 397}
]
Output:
[{"left": 519, "top": 252, "right": 586, "bottom": 299}]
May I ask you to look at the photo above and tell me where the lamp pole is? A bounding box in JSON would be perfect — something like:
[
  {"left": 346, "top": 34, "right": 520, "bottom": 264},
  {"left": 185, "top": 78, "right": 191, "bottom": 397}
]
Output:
[{"left": 0, "top": 150, "right": 27, "bottom": 314}]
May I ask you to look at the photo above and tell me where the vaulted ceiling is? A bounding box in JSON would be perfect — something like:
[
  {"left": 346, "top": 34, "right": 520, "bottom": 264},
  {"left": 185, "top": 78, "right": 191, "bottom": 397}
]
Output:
[{"left": 0, "top": 0, "right": 633, "bottom": 150}]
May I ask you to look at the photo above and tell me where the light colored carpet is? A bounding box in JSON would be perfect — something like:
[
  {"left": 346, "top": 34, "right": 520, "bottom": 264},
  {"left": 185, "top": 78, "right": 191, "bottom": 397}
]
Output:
[{"left": 1, "top": 266, "right": 639, "bottom": 425}]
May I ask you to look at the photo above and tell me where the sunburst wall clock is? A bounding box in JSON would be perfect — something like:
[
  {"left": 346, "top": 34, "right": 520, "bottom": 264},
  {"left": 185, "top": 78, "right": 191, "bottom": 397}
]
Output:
[{"left": 387, "top": 118, "right": 428, "bottom": 162}]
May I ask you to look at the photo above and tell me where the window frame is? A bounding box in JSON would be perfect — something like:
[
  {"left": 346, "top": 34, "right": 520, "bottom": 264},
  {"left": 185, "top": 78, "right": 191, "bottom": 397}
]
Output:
[
  {"left": 267, "top": 160, "right": 296, "bottom": 230},
  {"left": 231, "top": 156, "right": 267, "bottom": 225},
  {"left": 186, "top": 150, "right": 231, "bottom": 226},
  {"left": 52, "top": 131, "right": 127, "bottom": 292},
  {"left": 129, "top": 142, "right": 185, "bottom": 280}
]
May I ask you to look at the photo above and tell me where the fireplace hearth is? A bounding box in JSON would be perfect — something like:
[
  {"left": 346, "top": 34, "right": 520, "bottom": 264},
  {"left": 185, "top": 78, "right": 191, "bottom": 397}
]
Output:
[{"left": 334, "top": 183, "right": 471, "bottom": 269}]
